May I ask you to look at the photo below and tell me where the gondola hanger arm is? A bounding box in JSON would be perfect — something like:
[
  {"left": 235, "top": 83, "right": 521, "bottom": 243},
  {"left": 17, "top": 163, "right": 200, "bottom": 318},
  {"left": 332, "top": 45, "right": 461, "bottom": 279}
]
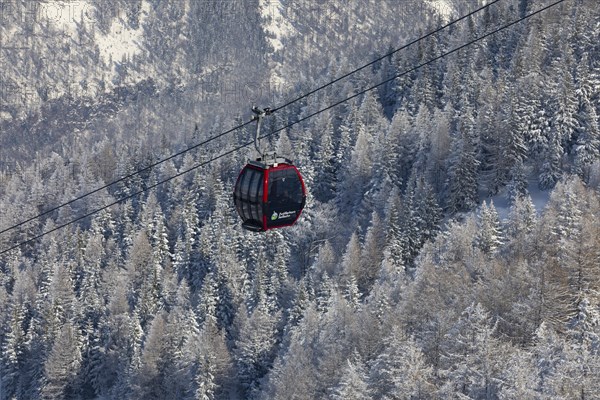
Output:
[{"left": 251, "top": 106, "right": 272, "bottom": 157}]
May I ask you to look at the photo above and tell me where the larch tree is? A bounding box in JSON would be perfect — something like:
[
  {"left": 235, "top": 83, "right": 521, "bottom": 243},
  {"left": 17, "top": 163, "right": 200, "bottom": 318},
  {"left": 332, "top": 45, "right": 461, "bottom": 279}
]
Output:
[
  {"left": 42, "top": 321, "right": 82, "bottom": 400},
  {"left": 339, "top": 232, "right": 362, "bottom": 287},
  {"left": 234, "top": 300, "right": 281, "bottom": 398},
  {"left": 369, "top": 328, "right": 435, "bottom": 399},
  {"left": 331, "top": 354, "right": 371, "bottom": 400},
  {"left": 309, "top": 239, "right": 337, "bottom": 284},
  {"left": 359, "top": 212, "right": 385, "bottom": 294},
  {"left": 260, "top": 305, "right": 321, "bottom": 400},
  {"left": 498, "top": 347, "right": 538, "bottom": 400},
  {"left": 439, "top": 303, "right": 509, "bottom": 400},
  {"left": 540, "top": 178, "right": 589, "bottom": 328}
]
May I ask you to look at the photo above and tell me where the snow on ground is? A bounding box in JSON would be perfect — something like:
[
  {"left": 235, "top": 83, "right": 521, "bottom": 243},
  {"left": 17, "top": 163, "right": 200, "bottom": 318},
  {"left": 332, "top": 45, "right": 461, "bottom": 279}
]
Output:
[
  {"left": 41, "top": 0, "right": 148, "bottom": 72},
  {"left": 38, "top": 0, "right": 90, "bottom": 34},
  {"left": 427, "top": 0, "right": 455, "bottom": 22},
  {"left": 95, "top": 2, "right": 149, "bottom": 67},
  {"left": 527, "top": 184, "right": 552, "bottom": 214},
  {"left": 34, "top": 0, "right": 147, "bottom": 86},
  {"left": 485, "top": 181, "right": 551, "bottom": 221},
  {"left": 260, "top": 0, "right": 296, "bottom": 89},
  {"left": 260, "top": 0, "right": 295, "bottom": 53},
  {"left": 95, "top": 19, "right": 144, "bottom": 66}
]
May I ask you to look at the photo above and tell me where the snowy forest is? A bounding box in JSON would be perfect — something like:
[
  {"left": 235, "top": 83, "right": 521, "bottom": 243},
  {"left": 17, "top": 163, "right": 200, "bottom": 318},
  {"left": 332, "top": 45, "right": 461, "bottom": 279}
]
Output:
[{"left": 0, "top": 0, "right": 599, "bottom": 398}]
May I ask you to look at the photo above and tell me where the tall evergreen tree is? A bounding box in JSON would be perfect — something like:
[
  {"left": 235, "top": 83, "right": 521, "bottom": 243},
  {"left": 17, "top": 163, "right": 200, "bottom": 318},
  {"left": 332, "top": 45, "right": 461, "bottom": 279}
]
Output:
[
  {"left": 446, "top": 127, "right": 479, "bottom": 213},
  {"left": 573, "top": 56, "right": 600, "bottom": 181},
  {"left": 331, "top": 354, "right": 371, "bottom": 400},
  {"left": 439, "top": 303, "right": 508, "bottom": 399},
  {"left": 476, "top": 200, "right": 504, "bottom": 255},
  {"left": 42, "top": 322, "right": 82, "bottom": 400},
  {"left": 1, "top": 301, "right": 27, "bottom": 399},
  {"left": 234, "top": 300, "right": 280, "bottom": 398},
  {"left": 359, "top": 212, "right": 385, "bottom": 294},
  {"left": 339, "top": 232, "right": 362, "bottom": 292},
  {"left": 370, "top": 329, "right": 435, "bottom": 399}
]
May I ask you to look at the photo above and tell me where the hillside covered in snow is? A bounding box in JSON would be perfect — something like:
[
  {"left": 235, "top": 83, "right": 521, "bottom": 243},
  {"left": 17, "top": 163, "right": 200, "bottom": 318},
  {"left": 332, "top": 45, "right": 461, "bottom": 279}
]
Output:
[{"left": 1, "top": 0, "right": 599, "bottom": 398}]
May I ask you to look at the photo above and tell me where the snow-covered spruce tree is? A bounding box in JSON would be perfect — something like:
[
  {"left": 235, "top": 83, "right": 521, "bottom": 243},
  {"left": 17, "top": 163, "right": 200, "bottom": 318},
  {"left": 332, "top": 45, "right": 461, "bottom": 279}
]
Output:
[
  {"left": 573, "top": 59, "right": 600, "bottom": 182},
  {"left": 529, "top": 322, "right": 577, "bottom": 398},
  {"left": 446, "top": 106, "right": 480, "bottom": 213},
  {"left": 382, "top": 187, "right": 406, "bottom": 275},
  {"left": 338, "top": 115, "right": 373, "bottom": 227},
  {"left": 1, "top": 301, "right": 27, "bottom": 399},
  {"left": 383, "top": 110, "right": 414, "bottom": 187},
  {"left": 399, "top": 178, "right": 421, "bottom": 271},
  {"left": 422, "top": 182, "right": 444, "bottom": 243},
  {"left": 312, "top": 111, "right": 338, "bottom": 202},
  {"left": 539, "top": 127, "right": 565, "bottom": 191},
  {"left": 475, "top": 200, "right": 504, "bottom": 255},
  {"left": 507, "top": 161, "right": 529, "bottom": 203},
  {"left": 311, "top": 291, "right": 357, "bottom": 394},
  {"left": 496, "top": 77, "right": 529, "bottom": 191},
  {"left": 78, "top": 232, "right": 104, "bottom": 324},
  {"left": 190, "top": 315, "right": 234, "bottom": 399},
  {"left": 343, "top": 275, "right": 361, "bottom": 309},
  {"left": 132, "top": 312, "right": 170, "bottom": 399},
  {"left": 505, "top": 194, "right": 537, "bottom": 258}
]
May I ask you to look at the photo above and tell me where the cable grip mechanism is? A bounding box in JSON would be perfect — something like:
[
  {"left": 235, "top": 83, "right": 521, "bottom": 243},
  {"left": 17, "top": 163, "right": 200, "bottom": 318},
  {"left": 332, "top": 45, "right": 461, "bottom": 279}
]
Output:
[{"left": 251, "top": 106, "right": 272, "bottom": 157}]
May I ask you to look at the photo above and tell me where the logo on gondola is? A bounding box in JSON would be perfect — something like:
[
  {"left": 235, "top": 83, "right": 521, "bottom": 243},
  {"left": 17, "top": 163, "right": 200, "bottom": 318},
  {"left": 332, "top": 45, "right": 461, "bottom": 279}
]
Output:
[{"left": 272, "top": 211, "right": 296, "bottom": 221}]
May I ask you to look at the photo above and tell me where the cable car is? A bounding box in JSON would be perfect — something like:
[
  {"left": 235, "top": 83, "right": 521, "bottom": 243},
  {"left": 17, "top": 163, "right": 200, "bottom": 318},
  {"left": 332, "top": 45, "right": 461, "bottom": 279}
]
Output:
[{"left": 233, "top": 107, "right": 306, "bottom": 231}]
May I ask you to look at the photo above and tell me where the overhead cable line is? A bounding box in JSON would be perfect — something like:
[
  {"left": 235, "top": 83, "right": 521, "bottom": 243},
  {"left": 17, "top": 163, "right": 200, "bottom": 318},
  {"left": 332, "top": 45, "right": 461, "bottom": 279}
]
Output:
[
  {"left": 269, "top": 0, "right": 504, "bottom": 113},
  {"left": 0, "top": 0, "right": 504, "bottom": 238},
  {"left": 283, "top": 0, "right": 568, "bottom": 131},
  {"left": 0, "top": 0, "right": 568, "bottom": 255},
  {"left": 0, "top": 120, "right": 253, "bottom": 236}
]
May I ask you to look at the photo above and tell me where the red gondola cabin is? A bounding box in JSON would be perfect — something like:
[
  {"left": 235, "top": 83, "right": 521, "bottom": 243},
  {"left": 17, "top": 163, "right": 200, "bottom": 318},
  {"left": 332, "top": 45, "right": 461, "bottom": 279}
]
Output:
[{"left": 234, "top": 158, "right": 306, "bottom": 232}]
